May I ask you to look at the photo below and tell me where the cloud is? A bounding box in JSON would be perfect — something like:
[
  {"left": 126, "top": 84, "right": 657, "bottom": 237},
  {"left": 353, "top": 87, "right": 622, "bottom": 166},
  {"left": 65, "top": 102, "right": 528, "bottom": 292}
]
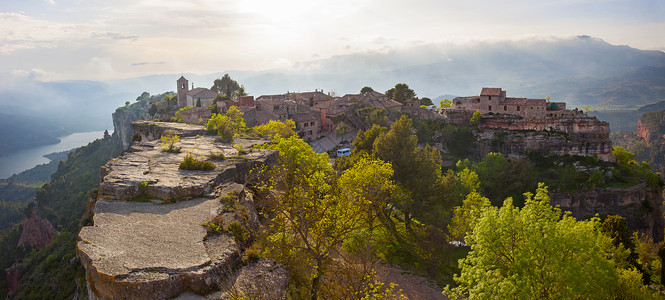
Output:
[
  {"left": 44, "top": 0, "right": 56, "bottom": 5},
  {"left": 91, "top": 32, "right": 139, "bottom": 41},
  {"left": 131, "top": 61, "right": 166, "bottom": 66},
  {"left": 10, "top": 68, "right": 54, "bottom": 80}
]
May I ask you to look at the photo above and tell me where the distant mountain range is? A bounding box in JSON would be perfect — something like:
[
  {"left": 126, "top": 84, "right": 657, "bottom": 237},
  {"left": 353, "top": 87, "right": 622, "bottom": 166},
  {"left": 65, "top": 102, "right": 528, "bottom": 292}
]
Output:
[{"left": 0, "top": 35, "right": 664, "bottom": 154}]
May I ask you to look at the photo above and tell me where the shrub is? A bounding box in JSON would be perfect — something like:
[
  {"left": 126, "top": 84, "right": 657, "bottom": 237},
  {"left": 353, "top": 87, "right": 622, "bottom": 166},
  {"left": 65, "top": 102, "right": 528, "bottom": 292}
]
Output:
[
  {"left": 179, "top": 154, "right": 216, "bottom": 171},
  {"left": 202, "top": 215, "right": 225, "bottom": 235},
  {"left": 234, "top": 144, "right": 247, "bottom": 155},
  {"left": 161, "top": 132, "right": 181, "bottom": 153},
  {"left": 227, "top": 221, "right": 249, "bottom": 244},
  {"left": 209, "top": 151, "right": 226, "bottom": 160}
]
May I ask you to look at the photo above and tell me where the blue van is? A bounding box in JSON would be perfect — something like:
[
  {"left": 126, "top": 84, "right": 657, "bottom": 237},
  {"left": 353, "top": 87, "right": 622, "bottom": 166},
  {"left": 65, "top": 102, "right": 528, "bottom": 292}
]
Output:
[{"left": 336, "top": 148, "right": 351, "bottom": 157}]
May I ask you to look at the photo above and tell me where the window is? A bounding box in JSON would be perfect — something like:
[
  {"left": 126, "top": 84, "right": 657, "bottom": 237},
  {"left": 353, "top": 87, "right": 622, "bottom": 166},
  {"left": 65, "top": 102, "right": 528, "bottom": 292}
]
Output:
[
  {"left": 504, "top": 106, "right": 507, "bottom": 111},
  {"left": 488, "top": 96, "right": 492, "bottom": 100},
  {"left": 517, "top": 106, "right": 520, "bottom": 111},
  {"left": 489, "top": 105, "right": 492, "bottom": 111},
  {"left": 304, "top": 123, "right": 308, "bottom": 127},
  {"left": 311, "top": 121, "right": 315, "bottom": 126}
]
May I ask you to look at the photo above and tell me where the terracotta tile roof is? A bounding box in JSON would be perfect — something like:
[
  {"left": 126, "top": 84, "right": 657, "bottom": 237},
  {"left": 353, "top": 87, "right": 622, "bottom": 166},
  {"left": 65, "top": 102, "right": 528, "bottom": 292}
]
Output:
[
  {"left": 481, "top": 88, "right": 502, "bottom": 96},
  {"left": 291, "top": 112, "right": 317, "bottom": 122},
  {"left": 188, "top": 88, "right": 217, "bottom": 99}
]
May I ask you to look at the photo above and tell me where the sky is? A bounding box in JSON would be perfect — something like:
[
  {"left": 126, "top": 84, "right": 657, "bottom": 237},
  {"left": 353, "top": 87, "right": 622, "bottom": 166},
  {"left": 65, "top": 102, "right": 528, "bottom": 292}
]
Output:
[{"left": 1, "top": 0, "right": 664, "bottom": 82}]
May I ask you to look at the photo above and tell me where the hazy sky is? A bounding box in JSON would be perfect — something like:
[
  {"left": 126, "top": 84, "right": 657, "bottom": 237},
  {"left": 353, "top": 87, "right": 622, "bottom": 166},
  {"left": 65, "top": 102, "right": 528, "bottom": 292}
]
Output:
[{"left": 1, "top": 0, "right": 663, "bottom": 81}]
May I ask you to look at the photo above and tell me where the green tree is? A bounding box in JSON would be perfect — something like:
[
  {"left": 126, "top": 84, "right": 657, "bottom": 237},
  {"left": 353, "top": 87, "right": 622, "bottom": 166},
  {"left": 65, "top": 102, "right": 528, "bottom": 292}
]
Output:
[
  {"left": 174, "top": 105, "right": 194, "bottom": 122},
  {"left": 440, "top": 99, "right": 452, "bottom": 108},
  {"left": 445, "top": 183, "right": 623, "bottom": 299},
  {"left": 260, "top": 137, "right": 386, "bottom": 299},
  {"left": 255, "top": 119, "right": 296, "bottom": 142},
  {"left": 360, "top": 86, "right": 374, "bottom": 94},
  {"left": 225, "top": 106, "right": 246, "bottom": 134},
  {"left": 613, "top": 146, "right": 637, "bottom": 165},
  {"left": 353, "top": 125, "right": 387, "bottom": 155},
  {"left": 196, "top": 98, "right": 201, "bottom": 107},
  {"left": 385, "top": 83, "right": 416, "bottom": 103},
  {"left": 236, "top": 85, "right": 247, "bottom": 99},
  {"left": 206, "top": 114, "right": 235, "bottom": 142},
  {"left": 335, "top": 121, "right": 351, "bottom": 137},
  {"left": 211, "top": 74, "right": 240, "bottom": 99},
  {"left": 470, "top": 110, "right": 481, "bottom": 124},
  {"left": 420, "top": 97, "right": 433, "bottom": 106},
  {"left": 448, "top": 190, "right": 490, "bottom": 242}
]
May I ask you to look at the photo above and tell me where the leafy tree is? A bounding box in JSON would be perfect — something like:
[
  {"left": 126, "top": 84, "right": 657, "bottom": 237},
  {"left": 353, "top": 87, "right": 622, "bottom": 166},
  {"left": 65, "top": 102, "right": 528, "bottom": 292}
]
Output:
[
  {"left": 353, "top": 125, "right": 387, "bottom": 155},
  {"left": 255, "top": 119, "right": 296, "bottom": 142},
  {"left": 613, "top": 146, "right": 637, "bottom": 165},
  {"left": 206, "top": 114, "right": 235, "bottom": 143},
  {"left": 448, "top": 190, "right": 490, "bottom": 242},
  {"left": 225, "top": 106, "right": 246, "bottom": 134},
  {"left": 470, "top": 110, "right": 481, "bottom": 124},
  {"left": 236, "top": 85, "right": 247, "bottom": 99},
  {"left": 335, "top": 121, "right": 351, "bottom": 137},
  {"left": 445, "top": 183, "right": 623, "bottom": 299},
  {"left": 211, "top": 74, "right": 240, "bottom": 99},
  {"left": 160, "top": 132, "right": 181, "bottom": 153},
  {"left": 136, "top": 91, "right": 150, "bottom": 101},
  {"left": 440, "top": 99, "right": 452, "bottom": 108},
  {"left": 420, "top": 97, "right": 433, "bottom": 106},
  {"left": 259, "top": 137, "right": 382, "bottom": 299},
  {"left": 174, "top": 105, "right": 194, "bottom": 122},
  {"left": 360, "top": 86, "right": 374, "bottom": 94},
  {"left": 385, "top": 83, "right": 416, "bottom": 103},
  {"left": 196, "top": 98, "right": 201, "bottom": 107}
]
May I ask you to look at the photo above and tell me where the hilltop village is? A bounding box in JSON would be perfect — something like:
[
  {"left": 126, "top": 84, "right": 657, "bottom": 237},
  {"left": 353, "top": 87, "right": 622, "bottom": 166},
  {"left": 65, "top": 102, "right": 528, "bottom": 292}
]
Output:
[{"left": 170, "top": 76, "right": 612, "bottom": 160}]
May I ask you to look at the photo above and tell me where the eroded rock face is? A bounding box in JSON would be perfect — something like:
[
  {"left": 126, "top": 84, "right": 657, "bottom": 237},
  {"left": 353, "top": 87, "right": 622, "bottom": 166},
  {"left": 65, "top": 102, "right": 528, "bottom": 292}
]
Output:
[
  {"left": 79, "top": 127, "right": 283, "bottom": 299},
  {"left": 130, "top": 121, "right": 208, "bottom": 143},
  {"left": 219, "top": 259, "right": 288, "bottom": 300},
  {"left": 550, "top": 183, "right": 665, "bottom": 241},
  {"left": 17, "top": 208, "right": 58, "bottom": 249}
]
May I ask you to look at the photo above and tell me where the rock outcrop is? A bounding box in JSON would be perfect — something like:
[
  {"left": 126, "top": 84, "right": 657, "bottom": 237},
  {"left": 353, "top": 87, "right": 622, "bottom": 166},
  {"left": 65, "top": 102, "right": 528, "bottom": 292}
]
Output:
[
  {"left": 4, "top": 264, "right": 20, "bottom": 299},
  {"left": 17, "top": 208, "right": 58, "bottom": 249},
  {"left": 550, "top": 183, "right": 665, "bottom": 241},
  {"left": 78, "top": 124, "right": 284, "bottom": 299}
]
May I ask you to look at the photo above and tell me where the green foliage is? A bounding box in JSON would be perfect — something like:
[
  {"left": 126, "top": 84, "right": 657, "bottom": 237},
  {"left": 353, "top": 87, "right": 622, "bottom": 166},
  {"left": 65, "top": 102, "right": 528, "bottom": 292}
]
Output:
[
  {"left": 360, "top": 86, "right": 374, "bottom": 94},
  {"left": 335, "top": 121, "right": 351, "bottom": 137},
  {"left": 174, "top": 105, "right": 194, "bottom": 123},
  {"left": 160, "top": 132, "right": 181, "bottom": 153},
  {"left": 420, "top": 97, "right": 433, "bottom": 106},
  {"left": 445, "top": 183, "right": 622, "bottom": 299},
  {"left": 227, "top": 221, "right": 249, "bottom": 244},
  {"left": 613, "top": 146, "right": 637, "bottom": 165},
  {"left": 211, "top": 74, "right": 240, "bottom": 99},
  {"left": 589, "top": 169, "right": 605, "bottom": 185},
  {"left": 207, "top": 107, "right": 246, "bottom": 143},
  {"left": 448, "top": 191, "right": 490, "bottom": 242},
  {"left": 234, "top": 144, "right": 247, "bottom": 155},
  {"left": 255, "top": 119, "right": 296, "bottom": 142},
  {"left": 179, "top": 154, "right": 216, "bottom": 171},
  {"left": 468, "top": 152, "right": 537, "bottom": 206},
  {"left": 385, "top": 83, "right": 416, "bottom": 104},
  {"left": 440, "top": 99, "right": 452, "bottom": 108},
  {"left": 203, "top": 215, "right": 225, "bottom": 235},
  {"left": 469, "top": 110, "right": 481, "bottom": 124},
  {"left": 209, "top": 151, "right": 226, "bottom": 160},
  {"left": 352, "top": 124, "right": 386, "bottom": 155}
]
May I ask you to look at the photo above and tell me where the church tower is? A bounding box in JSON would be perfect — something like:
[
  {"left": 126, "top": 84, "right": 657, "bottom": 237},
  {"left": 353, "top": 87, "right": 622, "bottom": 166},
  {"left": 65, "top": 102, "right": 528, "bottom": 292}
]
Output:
[{"left": 177, "top": 76, "right": 189, "bottom": 107}]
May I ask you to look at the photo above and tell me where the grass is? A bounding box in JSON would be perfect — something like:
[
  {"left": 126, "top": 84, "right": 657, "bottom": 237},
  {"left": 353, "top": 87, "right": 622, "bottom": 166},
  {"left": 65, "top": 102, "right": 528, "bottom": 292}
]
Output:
[{"left": 179, "top": 154, "right": 216, "bottom": 171}]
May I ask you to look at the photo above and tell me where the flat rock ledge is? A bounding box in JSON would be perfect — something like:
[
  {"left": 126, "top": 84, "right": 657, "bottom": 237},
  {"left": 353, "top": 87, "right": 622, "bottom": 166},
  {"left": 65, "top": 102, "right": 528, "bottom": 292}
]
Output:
[
  {"left": 78, "top": 197, "right": 239, "bottom": 299},
  {"left": 98, "top": 136, "right": 277, "bottom": 201}
]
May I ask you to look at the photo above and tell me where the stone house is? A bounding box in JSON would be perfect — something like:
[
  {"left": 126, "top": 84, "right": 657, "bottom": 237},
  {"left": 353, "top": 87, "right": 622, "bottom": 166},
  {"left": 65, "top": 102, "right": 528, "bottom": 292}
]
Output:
[
  {"left": 452, "top": 88, "right": 562, "bottom": 119},
  {"left": 181, "top": 107, "right": 212, "bottom": 124},
  {"left": 292, "top": 112, "right": 320, "bottom": 141},
  {"left": 176, "top": 76, "right": 218, "bottom": 108}
]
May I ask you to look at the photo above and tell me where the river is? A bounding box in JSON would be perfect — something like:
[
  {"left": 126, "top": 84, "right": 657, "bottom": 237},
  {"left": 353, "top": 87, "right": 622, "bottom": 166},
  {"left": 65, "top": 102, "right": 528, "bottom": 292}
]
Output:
[{"left": 0, "top": 130, "right": 110, "bottom": 179}]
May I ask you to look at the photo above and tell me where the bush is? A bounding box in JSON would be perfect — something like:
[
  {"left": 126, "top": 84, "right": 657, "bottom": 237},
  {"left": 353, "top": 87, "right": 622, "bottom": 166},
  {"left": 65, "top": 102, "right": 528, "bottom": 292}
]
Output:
[
  {"left": 160, "top": 132, "right": 181, "bottom": 153},
  {"left": 209, "top": 151, "right": 225, "bottom": 160},
  {"left": 179, "top": 154, "right": 216, "bottom": 171},
  {"left": 227, "top": 221, "right": 249, "bottom": 244}
]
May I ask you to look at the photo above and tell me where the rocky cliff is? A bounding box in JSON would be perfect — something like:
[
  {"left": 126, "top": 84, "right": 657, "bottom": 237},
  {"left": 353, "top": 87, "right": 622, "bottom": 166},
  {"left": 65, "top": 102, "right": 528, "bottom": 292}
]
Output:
[
  {"left": 111, "top": 101, "right": 151, "bottom": 151},
  {"left": 550, "top": 183, "right": 665, "bottom": 241},
  {"left": 77, "top": 123, "right": 286, "bottom": 299},
  {"left": 475, "top": 114, "right": 613, "bottom": 161},
  {"left": 17, "top": 208, "right": 58, "bottom": 249}
]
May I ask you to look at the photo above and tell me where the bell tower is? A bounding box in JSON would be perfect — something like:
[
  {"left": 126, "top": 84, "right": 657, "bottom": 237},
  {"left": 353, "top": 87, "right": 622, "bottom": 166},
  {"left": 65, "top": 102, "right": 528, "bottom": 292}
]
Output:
[{"left": 177, "top": 76, "right": 189, "bottom": 107}]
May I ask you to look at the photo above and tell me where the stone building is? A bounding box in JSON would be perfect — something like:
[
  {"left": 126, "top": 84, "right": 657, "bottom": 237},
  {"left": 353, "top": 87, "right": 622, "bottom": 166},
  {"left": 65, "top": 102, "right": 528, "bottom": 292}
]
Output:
[
  {"left": 176, "top": 76, "right": 218, "bottom": 108},
  {"left": 452, "top": 88, "right": 567, "bottom": 119}
]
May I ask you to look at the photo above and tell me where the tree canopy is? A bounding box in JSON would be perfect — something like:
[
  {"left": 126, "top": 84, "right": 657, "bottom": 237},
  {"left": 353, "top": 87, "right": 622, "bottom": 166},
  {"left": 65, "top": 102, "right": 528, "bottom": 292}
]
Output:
[
  {"left": 211, "top": 74, "right": 240, "bottom": 99},
  {"left": 446, "top": 183, "right": 623, "bottom": 299},
  {"left": 385, "top": 83, "right": 416, "bottom": 103}
]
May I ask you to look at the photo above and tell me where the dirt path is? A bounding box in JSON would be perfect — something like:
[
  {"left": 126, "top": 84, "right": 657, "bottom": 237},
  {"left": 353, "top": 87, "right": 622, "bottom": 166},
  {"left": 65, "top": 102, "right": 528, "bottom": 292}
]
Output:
[{"left": 375, "top": 262, "right": 449, "bottom": 300}]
